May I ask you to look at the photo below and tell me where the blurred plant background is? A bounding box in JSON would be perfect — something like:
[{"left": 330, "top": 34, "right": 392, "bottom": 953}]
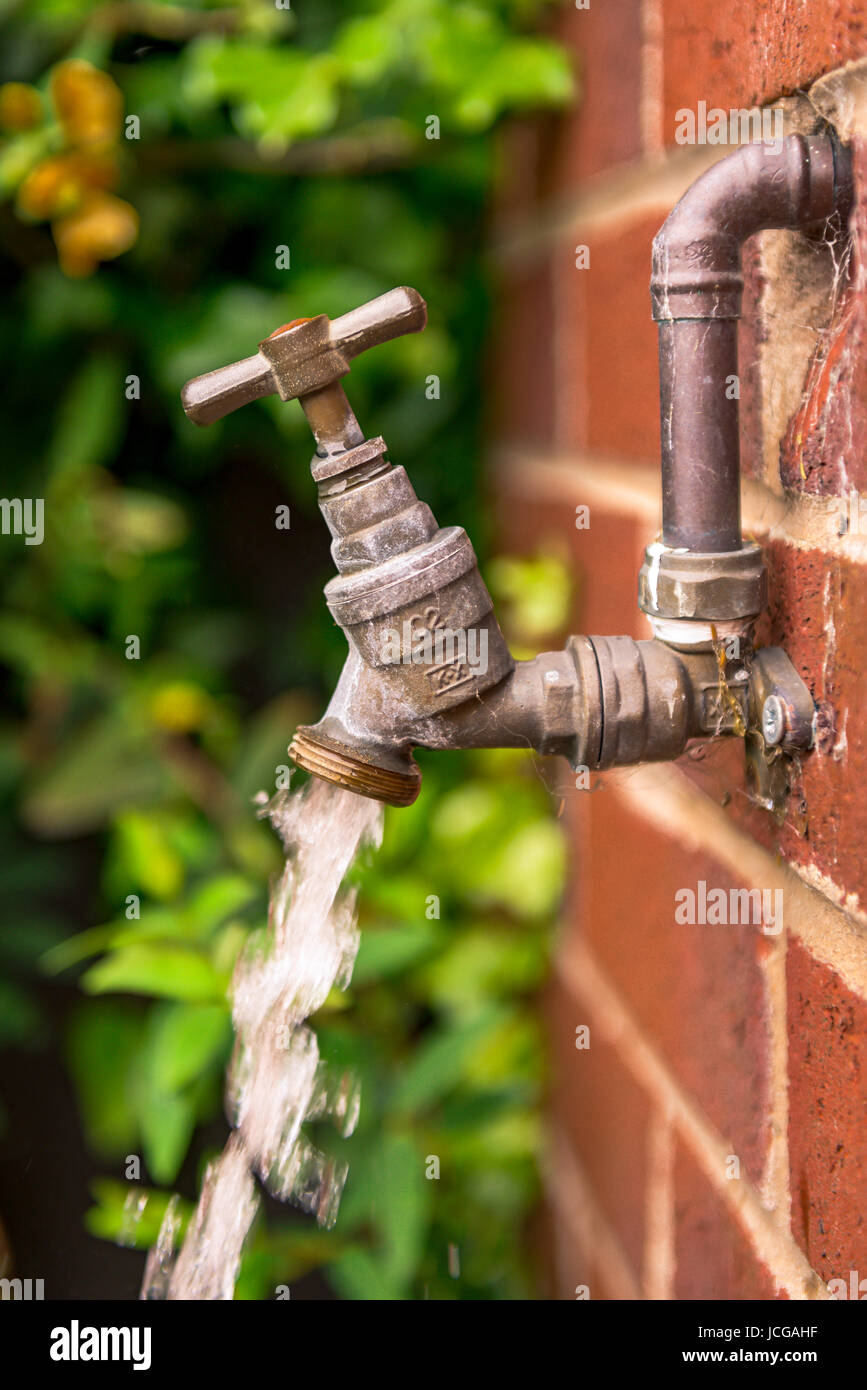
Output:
[{"left": 0, "top": 0, "right": 574, "bottom": 1299}]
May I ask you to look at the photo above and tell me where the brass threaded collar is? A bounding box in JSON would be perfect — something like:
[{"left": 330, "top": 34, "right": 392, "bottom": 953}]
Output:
[{"left": 288, "top": 728, "right": 421, "bottom": 808}]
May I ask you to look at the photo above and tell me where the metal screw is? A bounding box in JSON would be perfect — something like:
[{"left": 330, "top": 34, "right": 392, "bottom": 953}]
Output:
[{"left": 761, "top": 694, "right": 786, "bottom": 746}]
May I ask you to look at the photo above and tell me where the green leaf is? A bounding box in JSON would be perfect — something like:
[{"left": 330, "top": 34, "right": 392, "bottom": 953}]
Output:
[
  {"left": 356, "top": 872, "right": 437, "bottom": 923},
  {"left": 128, "top": 1003, "right": 230, "bottom": 1183},
  {"left": 185, "top": 38, "right": 307, "bottom": 109},
  {"left": 185, "top": 40, "right": 339, "bottom": 148},
  {"left": 0, "top": 129, "right": 52, "bottom": 196},
  {"left": 66, "top": 1001, "right": 145, "bottom": 1157},
  {"left": 47, "top": 354, "right": 125, "bottom": 480},
  {"left": 470, "top": 820, "right": 566, "bottom": 918},
  {"left": 488, "top": 552, "right": 572, "bottom": 641},
  {"left": 444, "top": 1109, "right": 542, "bottom": 1169},
  {"left": 329, "top": 1247, "right": 404, "bottom": 1301},
  {"left": 353, "top": 922, "right": 441, "bottom": 986},
  {"left": 85, "top": 1179, "right": 191, "bottom": 1250},
  {"left": 390, "top": 1007, "right": 505, "bottom": 1115},
  {"left": 462, "top": 1006, "right": 542, "bottom": 1089},
  {"left": 250, "top": 58, "right": 340, "bottom": 146},
  {"left": 334, "top": 16, "right": 402, "bottom": 86},
  {"left": 137, "top": 1086, "right": 197, "bottom": 1186},
  {"left": 376, "top": 1132, "right": 431, "bottom": 1288},
  {"left": 327, "top": 1134, "right": 433, "bottom": 1294},
  {"left": 455, "top": 40, "right": 574, "bottom": 130},
  {"left": 112, "top": 809, "right": 185, "bottom": 902},
  {"left": 81, "top": 944, "right": 227, "bottom": 1002},
  {"left": 95, "top": 489, "right": 188, "bottom": 557},
  {"left": 429, "top": 781, "right": 501, "bottom": 842},
  {"left": 144, "top": 1001, "right": 232, "bottom": 1092},
  {"left": 40, "top": 924, "right": 115, "bottom": 975},
  {"left": 183, "top": 874, "right": 260, "bottom": 933},
  {"left": 236, "top": 1229, "right": 352, "bottom": 1299},
  {"left": 428, "top": 780, "right": 566, "bottom": 917},
  {"left": 413, "top": 927, "right": 547, "bottom": 1008}
]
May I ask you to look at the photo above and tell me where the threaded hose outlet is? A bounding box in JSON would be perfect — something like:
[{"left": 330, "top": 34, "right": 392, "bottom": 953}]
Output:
[{"left": 289, "top": 726, "right": 421, "bottom": 807}]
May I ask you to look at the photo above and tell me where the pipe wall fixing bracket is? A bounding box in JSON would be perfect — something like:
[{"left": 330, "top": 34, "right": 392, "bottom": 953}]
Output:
[{"left": 745, "top": 647, "right": 815, "bottom": 823}]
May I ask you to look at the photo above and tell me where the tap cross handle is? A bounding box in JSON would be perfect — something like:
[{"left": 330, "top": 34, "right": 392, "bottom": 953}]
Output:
[{"left": 181, "top": 287, "right": 427, "bottom": 428}]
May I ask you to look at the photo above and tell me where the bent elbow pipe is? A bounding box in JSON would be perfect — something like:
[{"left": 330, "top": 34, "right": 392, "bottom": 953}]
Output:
[{"left": 652, "top": 132, "right": 853, "bottom": 553}]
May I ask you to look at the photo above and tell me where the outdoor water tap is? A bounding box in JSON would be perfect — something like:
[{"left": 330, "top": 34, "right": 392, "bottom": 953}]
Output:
[
  {"left": 181, "top": 283, "right": 748, "bottom": 805},
  {"left": 182, "top": 132, "right": 852, "bottom": 810}
]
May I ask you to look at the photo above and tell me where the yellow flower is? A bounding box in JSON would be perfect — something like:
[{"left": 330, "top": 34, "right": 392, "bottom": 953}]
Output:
[
  {"left": 9, "top": 61, "right": 136, "bottom": 277},
  {"left": 0, "top": 82, "right": 43, "bottom": 132},
  {"left": 52, "top": 190, "right": 138, "bottom": 277},
  {"left": 17, "top": 149, "right": 118, "bottom": 220},
  {"left": 50, "top": 59, "right": 122, "bottom": 147}
]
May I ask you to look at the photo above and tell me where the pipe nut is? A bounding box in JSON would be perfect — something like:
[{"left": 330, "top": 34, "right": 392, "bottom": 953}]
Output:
[{"left": 638, "top": 542, "right": 766, "bottom": 623}]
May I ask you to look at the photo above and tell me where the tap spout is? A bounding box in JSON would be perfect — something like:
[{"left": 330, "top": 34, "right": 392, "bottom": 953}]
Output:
[{"left": 290, "top": 634, "right": 742, "bottom": 806}]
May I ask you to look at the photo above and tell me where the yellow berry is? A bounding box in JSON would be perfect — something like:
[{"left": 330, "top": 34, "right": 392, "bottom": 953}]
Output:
[
  {"left": 50, "top": 59, "right": 122, "bottom": 147},
  {"left": 52, "top": 190, "right": 138, "bottom": 276}
]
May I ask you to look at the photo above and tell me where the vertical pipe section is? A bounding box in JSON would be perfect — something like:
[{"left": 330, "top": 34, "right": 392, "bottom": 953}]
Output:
[
  {"left": 651, "top": 133, "right": 853, "bottom": 553},
  {"left": 658, "top": 319, "right": 741, "bottom": 551}
]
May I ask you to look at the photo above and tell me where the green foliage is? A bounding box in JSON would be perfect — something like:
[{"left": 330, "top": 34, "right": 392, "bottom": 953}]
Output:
[
  {"left": 488, "top": 552, "right": 573, "bottom": 650},
  {"left": 65, "top": 995, "right": 231, "bottom": 1180},
  {"left": 0, "top": 0, "right": 574, "bottom": 1300},
  {"left": 183, "top": 1, "right": 572, "bottom": 150},
  {"left": 75, "top": 751, "right": 564, "bottom": 1299},
  {"left": 85, "top": 1178, "right": 193, "bottom": 1249}
]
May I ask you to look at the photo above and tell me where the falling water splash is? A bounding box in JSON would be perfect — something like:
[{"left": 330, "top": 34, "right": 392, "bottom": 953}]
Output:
[{"left": 141, "top": 778, "right": 383, "bottom": 1300}]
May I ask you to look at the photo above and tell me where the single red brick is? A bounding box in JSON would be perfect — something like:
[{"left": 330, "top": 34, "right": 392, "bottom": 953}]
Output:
[
  {"left": 587, "top": 1259, "right": 638, "bottom": 1302},
  {"left": 661, "top": 1, "right": 867, "bottom": 148},
  {"left": 547, "top": 1208, "right": 596, "bottom": 1301},
  {"left": 488, "top": 256, "right": 556, "bottom": 446},
  {"left": 573, "top": 504, "right": 648, "bottom": 641},
  {"left": 676, "top": 736, "right": 778, "bottom": 851},
  {"left": 553, "top": 216, "right": 663, "bottom": 462},
  {"left": 549, "top": 235, "right": 588, "bottom": 452},
  {"left": 548, "top": 972, "right": 650, "bottom": 1276},
  {"left": 674, "top": 1140, "right": 785, "bottom": 1298},
  {"left": 787, "top": 940, "right": 867, "bottom": 1282},
  {"left": 540, "top": 0, "right": 645, "bottom": 195},
  {"left": 530, "top": 1198, "right": 565, "bottom": 1300},
  {"left": 491, "top": 119, "right": 547, "bottom": 233}
]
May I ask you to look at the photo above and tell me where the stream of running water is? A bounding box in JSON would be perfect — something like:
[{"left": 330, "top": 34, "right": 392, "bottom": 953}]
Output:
[{"left": 140, "top": 777, "right": 383, "bottom": 1300}]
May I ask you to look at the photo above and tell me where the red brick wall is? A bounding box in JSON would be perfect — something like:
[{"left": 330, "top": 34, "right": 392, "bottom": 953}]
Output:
[{"left": 491, "top": 3, "right": 867, "bottom": 1300}]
